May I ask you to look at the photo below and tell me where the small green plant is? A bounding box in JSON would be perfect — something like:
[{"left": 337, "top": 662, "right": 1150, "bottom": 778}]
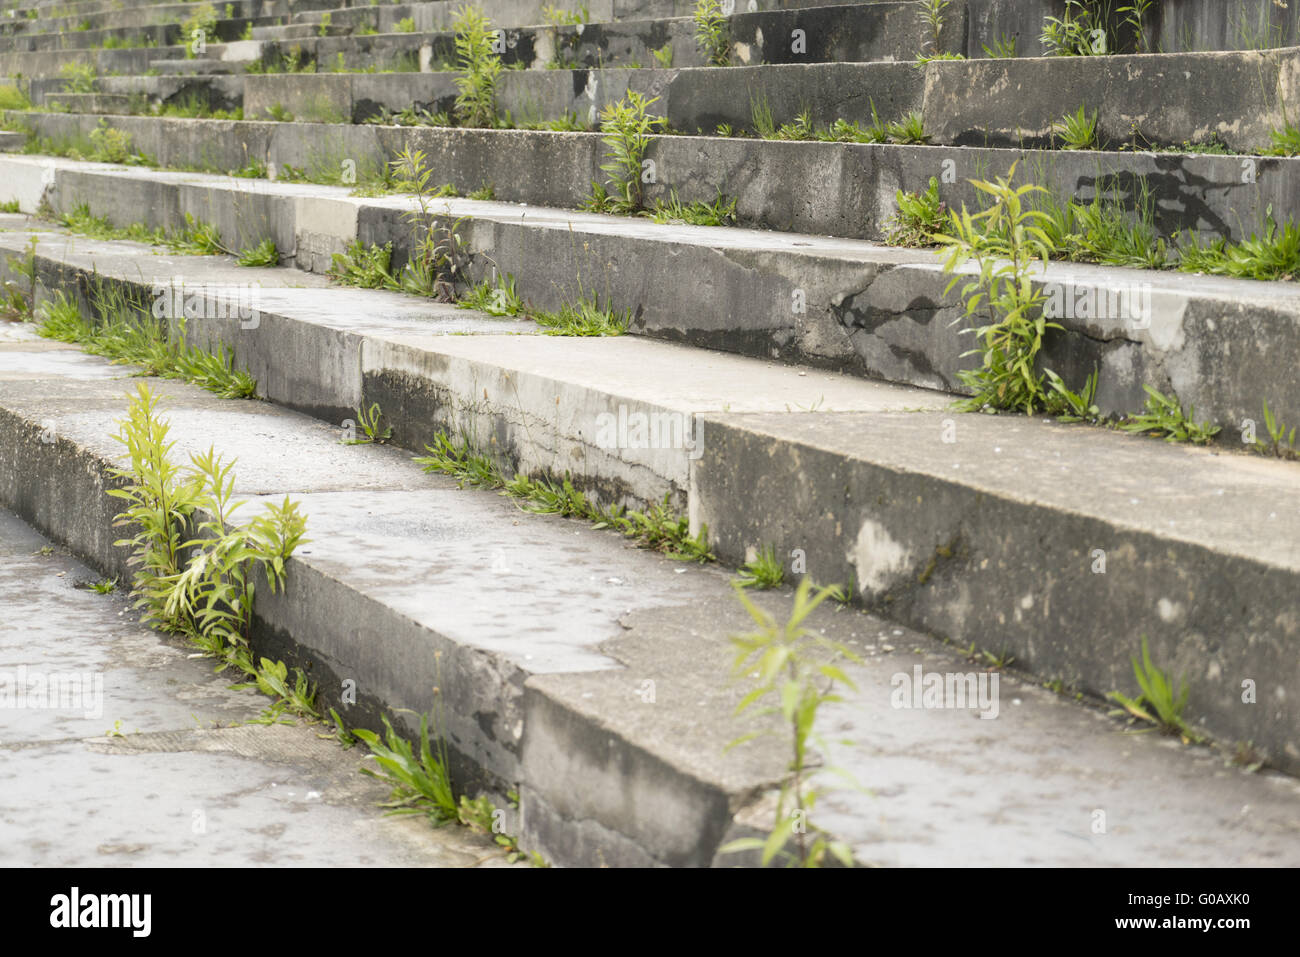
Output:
[
  {"left": 1055, "top": 104, "right": 1098, "bottom": 150},
  {"left": 736, "top": 546, "right": 784, "bottom": 589},
  {"left": 181, "top": 2, "right": 219, "bottom": 58},
  {"left": 457, "top": 273, "right": 525, "bottom": 316},
  {"left": 451, "top": 6, "right": 502, "bottom": 127},
  {"left": 1041, "top": 0, "right": 1109, "bottom": 56},
  {"left": 1108, "top": 636, "right": 1204, "bottom": 743},
  {"left": 395, "top": 16, "right": 416, "bottom": 32},
  {"left": 107, "top": 383, "right": 310, "bottom": 707},
  {"left": 342, "top": 403, "right": 393, "bottom": 444},
  {"left": 721, "top": 579, "right": 860, "bottom": 867},
  {"left": 532, "top": 293, "right": 630, "bottom": 336},
  {"left": 982, "top": 34, "right": 1018, "bottom": 58},
  {"left": 467, "top": 184, "right": 495, "bottom": 201},
  {"left": 884, "top": 176, "right": 947, "bottom": 247},
  {"left": 652, "top": 42, "right": 673, "bottom": 68},
  {"left": 90, "top": 577, "right": 118, "bottom": 594},
  {"left": 586, "top": 91, "right": 664, "bottom": 214},
  {"left": 264, "top": 102, "right": 294, "bottom": 122},
  {"left": 1265, "top": 121, "right": 1300, "bottom": 157},
  {"left": 647, "top": 189, "right": 737, "bottom": 226},
  {"left": 236, "top": 238, "right": 279, "bottom": 267},
  {"left": 354, "top": 712, "right": 459, "bottom": 822},
  {"left": 59, "top": 62, "right": 97, "bottom": 93},
  {"left": 0, "top": 85, "right": 30, "bottom": 111},
  {"left": 751, "top": 94, "right": 776, "bottom": 139},
  {"left": 885, "top": 111, "right": 928, "bottom": 145},
  {"left": 936, "top": 162, "right": 1083, "bottom": 415},
  {"left": 542, "top": 4, "right": 589, "bottom": 25},
  {"left": 1257, "top": 399, "right": 1298, "bottom": 458},
  {"left": 693, "top": 0, "right": 730, "bottom": 66},
  {"left": 916, "top": 0, "right": 952, "bottom": 57},
  {"left": 328, "top": 240, "right": 395, "bottom": 288},
  {"left": 1119, "top": 386, "right": 1220, "bottom": 444},
  {"left": 415, "top": 432, "right": 713, "bottom": 560},
  {"left": 318, "top": 11, "right": 332, "bottom": 35},
  {"left": 1119, "top": 0, "right": 1155, "bottom": 53},
  {"left": 1177, "top": 209, "right": 1300, "bottom": 281}
]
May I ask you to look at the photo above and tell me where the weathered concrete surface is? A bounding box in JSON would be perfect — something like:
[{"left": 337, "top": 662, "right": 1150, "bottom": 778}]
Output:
[
  {"left": 14, "top": 108, "right": 1297, "bottom": 252},
  {"left": 0, "top": 507, "right": 516, "bottom": 867},
  {"left": 4, "top": 160, "right": 1300, "bottom": 433},
  {"left": 691, "top": 408, "right": 1300, "bottom": 772},
  {"left": 923, "top": 47, "right": 1300, "bottom": 153},
  {"left": 3, "top": 348, "right": 1300, "bottom": 865},
  {"left": 0, "top": 223, "right": 947, "bottom": 511}
]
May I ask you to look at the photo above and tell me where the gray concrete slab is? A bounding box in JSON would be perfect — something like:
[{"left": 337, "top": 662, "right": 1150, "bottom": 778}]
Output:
[{"left": 0, "top": 506, "right": 516, "bottom": 867}]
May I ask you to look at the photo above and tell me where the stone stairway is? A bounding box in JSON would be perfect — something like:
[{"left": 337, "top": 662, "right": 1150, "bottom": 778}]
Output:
[{"left": 1, "top": 0, "right": 1299, "bottom": 866}]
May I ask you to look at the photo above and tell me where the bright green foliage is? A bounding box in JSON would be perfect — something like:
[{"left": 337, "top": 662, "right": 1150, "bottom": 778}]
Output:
[
  {"left": 721, "top": 579, "right": 861, "bottom": 867},
  {"left": 1056, "top": 104, "right": 1098, "bottom": 150},
  {"left": 452, "top": 6, "right": 502, "bottom": 127},
  {"left": 1119, "top": 386, "right": 1220, "bottom": 444},
  {"left": 1108, "top": 636, "right": 1204, "bottom": 743},
  {"left": 693, "top": 0, "right": 730, "bottom": 66},
  {"left": 884, "top": 176, "right": 947, "bottom": 246},
  {"left": 736, "top": 545, "right": 784, "bottom": 589},
  {"left": 936, "top": 162, "right": 1079, "bottom": 414},
  {"left": 587, "top": 91, "right": 664, "bottom": 214}
]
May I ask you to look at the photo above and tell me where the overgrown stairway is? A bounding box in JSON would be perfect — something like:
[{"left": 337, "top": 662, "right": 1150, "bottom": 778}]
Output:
[{"left": 1, "top": 0, "right": 1299, "bottom": 866}]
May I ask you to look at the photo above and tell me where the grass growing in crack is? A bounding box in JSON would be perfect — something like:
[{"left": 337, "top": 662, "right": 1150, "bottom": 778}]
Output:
[
  {"left": 982, "top": 34, "right": 1017, "bottom": 58},
  {"left": 1175, "top": 210, "right": 1300, "bottom": 281},
  {"left": 57, "top": 203, "right": 229, "bottom": 255},
  {"left": 1255, "top": 399, "right": 1299, "bottom": 459},
  {"left": 89, "top": 577, "right": 118, "bottom": 594},
  {"left": 1265, "top": 120, "right": 1300, "bottom": 157},
  {"left": 37, "top": 288, "right": 257, "bottom": 399},
  {"left": 457, "top": 272, "right": 525, "bottom": 316},
  {"left": 59, "top": 62, "right": 98, "bottom": 93},
  {"left": 721, "top": 578, "right": 860, "bottom": 868},
  {"left": 328, "top": 240, "right": 395, "bottom": 288},
  {"left": 107, "top": 383, "right": 315, "bottom": 719},
  {"left": 694, "top": 0, "right": 730, "bottom": 66},
  {"left": 653, "top": 42, "right": 674, "bottom": 68},
  {"left": 1108, "top": 636, "right": 1204, "bottom": 744},
  {"left": 1055, "top": 105, "right": 1098, "bottom": 150},
  {"left": 531, "top": 293, "right": 630, "bottom": 336},
  {"left": 342, "top": 402, "right": 392, "bottom": 445},
  {"left": 884, "top": 176, "right": 946, "bottom": 247},
  {"left": 414, "top": 431, "right": 714, "bottom": 561},
  {"left": 237, "top": 238, "right": 279, "bottom": 267},
  {"left": 1118, "top": 386, "right": 1220, "bottom": 444},
  {"left": 736, "top": 545, "right": 784, "bottom": 589},
  {"left": 452, "top": 5, "right": 502, "bottom": 128},
  {"left": 648, "top": 189, "right": 737, "bottom": 226}
]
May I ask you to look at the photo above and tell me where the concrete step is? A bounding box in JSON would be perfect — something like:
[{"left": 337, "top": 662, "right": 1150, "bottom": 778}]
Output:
[
  {"left": 0, "top": 506, "right": 517, "bottom": 867},
  {"left": 14, "top": 108, "right": 1293, "bottom": 253},
  {"left": 4, "top": 153, "right": 1298, "bottom": 433},
  {"left": 3, "top": 291, "right": 1299, "bottom": 865},
  {"left": 3, "top": 216, "right": 1300, "bottom": 774}
]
